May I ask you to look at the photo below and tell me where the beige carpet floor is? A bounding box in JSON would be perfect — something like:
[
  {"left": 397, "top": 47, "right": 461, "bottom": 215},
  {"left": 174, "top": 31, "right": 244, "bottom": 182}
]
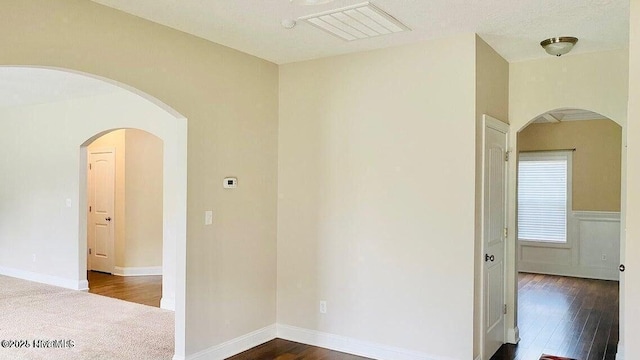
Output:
[{"left": 0, "top": 275, "right": 174, "bottom": 360}]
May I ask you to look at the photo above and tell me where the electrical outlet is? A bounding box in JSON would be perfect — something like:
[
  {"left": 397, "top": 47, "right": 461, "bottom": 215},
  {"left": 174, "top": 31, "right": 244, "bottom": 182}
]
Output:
[
  {"left": 205, "top": 211, "right": 213, "bottom": 225},
  {"left": 602, "top": 254, "right": 607, "bottom": 261},
  {"left": 32, "top": 254, "right": 37, "bottom": 263},
  {"left": 319, "top": 300, "right": 327, "bottom": 314}
]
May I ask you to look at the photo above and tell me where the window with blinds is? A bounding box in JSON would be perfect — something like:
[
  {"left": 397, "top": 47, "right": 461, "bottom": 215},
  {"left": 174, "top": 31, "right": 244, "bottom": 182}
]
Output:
[{"left": 517, "top": 151, "right": 572, "bottom": 243}]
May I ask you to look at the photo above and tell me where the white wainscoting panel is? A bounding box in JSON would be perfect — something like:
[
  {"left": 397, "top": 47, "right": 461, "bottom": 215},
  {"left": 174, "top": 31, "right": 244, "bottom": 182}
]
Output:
[{"left": 518, "top": 211, "right": 620, "bottom": 281}]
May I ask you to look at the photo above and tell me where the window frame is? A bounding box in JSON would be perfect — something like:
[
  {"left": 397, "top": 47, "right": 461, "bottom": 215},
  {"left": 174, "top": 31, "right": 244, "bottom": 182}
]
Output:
[{"left": 517, "top": 150, "right": 573, "bottom": 249}]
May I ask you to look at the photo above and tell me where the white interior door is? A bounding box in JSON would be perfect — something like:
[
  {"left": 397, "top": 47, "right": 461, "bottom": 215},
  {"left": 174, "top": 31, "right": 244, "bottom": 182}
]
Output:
[
  {"left": 88, "top": 149, "right": 115, "bottom": 273},
  {"left": 482, "top": 115, "right": 509, "bottom": 359}
]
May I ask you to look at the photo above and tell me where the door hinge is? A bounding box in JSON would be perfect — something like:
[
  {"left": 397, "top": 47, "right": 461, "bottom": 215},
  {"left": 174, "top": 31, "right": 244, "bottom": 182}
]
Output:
[
  {"left": 504, "top": 227, "right": 508, "bottom": 238},
  {"left": 89, "top": 163, "right": 92, "bottom": 170},
  {"left": 503, "top": 304, "right": 507, "bottom": 314},
  {"left": 89, "top": 206, "right": 92, "bottom": 213},
  {"left": 88, "top": 248, "right": 92, "bottom": 255},
  {"left": 505, "top": 152, "right": 510, "bottom": 162}
]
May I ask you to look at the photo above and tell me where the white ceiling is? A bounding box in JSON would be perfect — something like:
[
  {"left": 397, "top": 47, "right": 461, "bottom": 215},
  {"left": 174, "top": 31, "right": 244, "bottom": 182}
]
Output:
[
  {"left": 532, "top": 109, "right": 609, "bottom": 124},
  {"left": 0, "top": 68, "right": 120, "bottom": 108},
  {"left": 0, "top": 2, "right": 629, "bottom": 107},
  {"left": 90, "top": 0, "right": 629, "bottom": 64}
]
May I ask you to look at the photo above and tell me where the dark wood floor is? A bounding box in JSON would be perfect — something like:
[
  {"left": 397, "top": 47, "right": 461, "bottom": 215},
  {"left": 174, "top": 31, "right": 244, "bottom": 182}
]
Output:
[
  {"left": 492, "top": 273, "right": 619, "bottom": 360},
  {"left": 87, "top": 270, "right": 162, "bottom": 307},
  {"left": 85, "top": 270, "right": 617, "bottom": 359},
  {"left": 227, "top": 338, "right": 371, "bottom": 360},
  {"left": 228, "top": 273, "right": 618, "bottom": 360}
]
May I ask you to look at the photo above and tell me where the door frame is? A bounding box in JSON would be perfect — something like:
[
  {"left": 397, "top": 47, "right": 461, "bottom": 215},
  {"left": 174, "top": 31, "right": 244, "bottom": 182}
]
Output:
[
  {"left": 87, "top": 147, "right": 116, "bottom": 274},
  {"left": 480, "top": 114, "right": 509, "bottom": 359}
]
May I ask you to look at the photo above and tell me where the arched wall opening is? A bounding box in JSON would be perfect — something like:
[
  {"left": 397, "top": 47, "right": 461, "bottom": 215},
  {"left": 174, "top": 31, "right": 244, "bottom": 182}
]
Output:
[
  {"left": 498, "top": 9, "right": 640, "bottom": 359},
  {"left": 84, "top": 128, "right": 165, "bottom": 301},
  {"left": 518, "top": 110, "right": 621, "bottom": 267},
  {"left": 506, "top": 106, "right": 626, "bottom": 345},
  {"left": 507, "top": 107, "right": 623, "bottom": 355},
  {"left": 494, "top": 49, "right": 629, "bottom": 349},
  {"left": 0, "top": 66, "right": 187, "bottom": 358}
]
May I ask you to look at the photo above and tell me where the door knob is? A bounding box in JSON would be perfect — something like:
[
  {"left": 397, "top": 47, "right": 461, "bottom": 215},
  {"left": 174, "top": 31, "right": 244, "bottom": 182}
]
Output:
[
  {"left": 105, "top": 217, "right": 112, "bottom": 222},
  {"left": 485, "top": 254, "right": 495, "bottom": 262},
  {"left": 620, "top": 264, "right": 625, "bottom": 272}
]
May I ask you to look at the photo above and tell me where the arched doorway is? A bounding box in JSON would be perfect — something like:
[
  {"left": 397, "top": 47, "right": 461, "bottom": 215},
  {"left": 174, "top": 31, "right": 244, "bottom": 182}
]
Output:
[
  {"left": 85, "top": 128, "right": 165, "bottom": 307},
  {"left": 504, "top": 52, "right": 630, "bottom": 359},
  {"left": 0, "top": 66, "right": 187, "bottom": 358},
  {"left": 507, "top": 108, "right": 622, "bottom": 358}
]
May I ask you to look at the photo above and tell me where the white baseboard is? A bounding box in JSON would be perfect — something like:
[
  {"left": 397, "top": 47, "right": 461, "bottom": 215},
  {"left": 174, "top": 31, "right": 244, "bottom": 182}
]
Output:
[
  {"left": 276, "top": 324, "right": 439, "bottom": 360},
  {"left": 180, "top": 324, "right": 457, "bottom": 360},
  {"left": 507, "top": 326, "right": 520, "bottom": 344},
  {"left": 616, "top": 341, "right": 624, "bottom": 360},
  {"left": 113, "top": 266, "right": 162, "bottom": 276},
  {"left": 0, "top": 266, "right": 88, "bottom": 290},
  {"left": 160, "top": 296, "right": 175, "bottom": 311},
  {"left": 78, "top": 279, "right": 89, "bottom": 291},
  {"left": 186, "top": 324, "right": 276, "bottom": 360}
]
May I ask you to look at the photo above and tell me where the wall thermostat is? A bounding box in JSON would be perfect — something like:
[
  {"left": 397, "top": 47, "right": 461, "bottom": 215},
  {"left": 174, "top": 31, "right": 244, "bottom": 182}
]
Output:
[{"left": 223, "top": 177, "right": 238, "bottom": 189}]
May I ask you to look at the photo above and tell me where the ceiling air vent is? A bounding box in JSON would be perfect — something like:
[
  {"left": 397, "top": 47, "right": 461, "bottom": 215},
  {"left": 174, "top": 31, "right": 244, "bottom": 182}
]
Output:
[{"left": 299, "top": 2, "right": 410, "bottom": 41}]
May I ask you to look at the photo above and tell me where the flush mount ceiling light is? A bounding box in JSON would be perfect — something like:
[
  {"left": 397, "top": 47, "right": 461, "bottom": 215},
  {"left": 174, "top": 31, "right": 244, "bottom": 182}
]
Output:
[
  {"left": 540, "top": 36, "right": 579, "bottom": 57},
  {"left": 291, "top": 0, "right": 336, "bottom": 5},
  {"left": 281, "top": 19, "right": 297, "bottom": 29},
  {"left": 299, "top": 2, "right": 410, "bottom": 41}
]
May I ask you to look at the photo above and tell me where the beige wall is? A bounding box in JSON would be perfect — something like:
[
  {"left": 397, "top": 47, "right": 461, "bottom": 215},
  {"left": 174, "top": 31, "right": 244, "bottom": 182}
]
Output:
[
  {"left": 124, "top": 129, "right": 163, "bottom": 268},
  {"left": 474, "top": 35, "right": 509, "bottom": 358},
  {"left": 624, "top": 0, "right": 640, "bottom": 357},
  {"left": 518, "top": 119, "right": 622, "bottom": 212},
  {"left": 476, "top": 36, "right": 510, "bottom": 126},
  {"left": 278, "top": 34, "right": 477, "bottom": 359},
  {"left": 510, "top": 50, "right": 628, "bottom": 128},
  {"left": 1, "top": 1, "right": 634, "bottom": 359},
  {"left": 0, "top": 0, "right": 278, "bottom": 356},
  {"left": 87, "top": 130, "right": 127, "bottom": 268}
]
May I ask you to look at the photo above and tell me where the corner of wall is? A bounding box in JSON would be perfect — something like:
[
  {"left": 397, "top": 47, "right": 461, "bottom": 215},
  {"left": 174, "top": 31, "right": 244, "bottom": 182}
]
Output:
[{"left": 474, "top": 34, "right": 510, "bottom": 359}]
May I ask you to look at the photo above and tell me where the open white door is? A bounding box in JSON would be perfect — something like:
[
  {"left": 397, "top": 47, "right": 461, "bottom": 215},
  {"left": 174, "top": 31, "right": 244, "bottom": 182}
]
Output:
[
  {"left": 481, "top": 115, "right": 509, "bottom": 359},
  {"left": 88, "top": 148, "right": 116, "bottom": 274}
]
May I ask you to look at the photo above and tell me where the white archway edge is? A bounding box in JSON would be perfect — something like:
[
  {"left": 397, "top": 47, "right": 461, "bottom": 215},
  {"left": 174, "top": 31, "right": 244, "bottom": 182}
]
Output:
[
  {"left": 0, "top": 66, "right": 187, "bottom": 359},
  {"left": 0, "top": 65, "right": 187, "bottom": 121}
]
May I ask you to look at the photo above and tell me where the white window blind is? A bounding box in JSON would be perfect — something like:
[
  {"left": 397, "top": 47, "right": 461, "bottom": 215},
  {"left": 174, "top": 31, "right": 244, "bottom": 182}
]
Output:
[{"left": 518, "top": 152, "right": 571, "bottom": 243}]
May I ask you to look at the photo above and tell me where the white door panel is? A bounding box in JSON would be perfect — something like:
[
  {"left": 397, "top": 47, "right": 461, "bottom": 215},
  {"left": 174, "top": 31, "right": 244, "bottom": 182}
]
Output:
[
  {"left": 88, "top": 149, "right": 115, "bottom": 273},
  {"left": 486, "top": 259, "right": 504, "bottom": 332},
  {"left": 482, "top": 115, "right": 509, "bottom": 359}
]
